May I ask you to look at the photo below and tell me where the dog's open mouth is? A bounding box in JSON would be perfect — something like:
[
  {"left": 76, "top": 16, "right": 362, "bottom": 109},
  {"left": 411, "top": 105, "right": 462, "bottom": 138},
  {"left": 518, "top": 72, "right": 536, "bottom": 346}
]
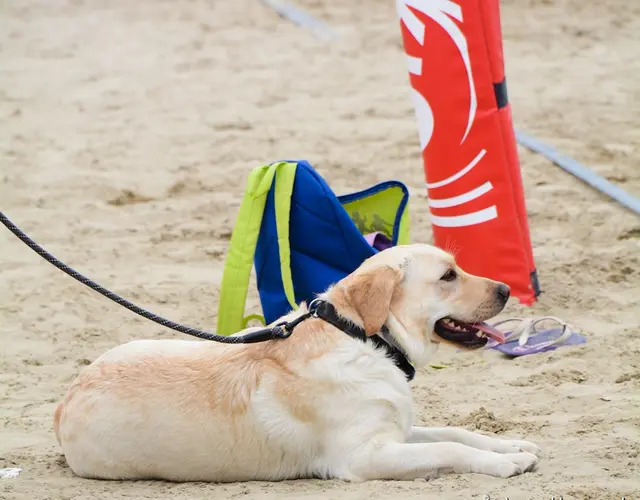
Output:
[{"left": 434, "top": 318, "right": 506, "bottom": 349}]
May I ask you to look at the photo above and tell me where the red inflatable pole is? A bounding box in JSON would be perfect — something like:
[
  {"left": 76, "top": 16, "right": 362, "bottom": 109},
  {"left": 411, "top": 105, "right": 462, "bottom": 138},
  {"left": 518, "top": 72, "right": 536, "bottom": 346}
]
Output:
[{"left": 396, "top": 0, "right": 540, "bottom": 304}]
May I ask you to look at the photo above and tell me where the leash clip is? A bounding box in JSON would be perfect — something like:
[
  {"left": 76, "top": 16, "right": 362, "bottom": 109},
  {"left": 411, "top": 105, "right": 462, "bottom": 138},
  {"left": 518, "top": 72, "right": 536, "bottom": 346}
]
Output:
[
  {"left": 271, "top": 302, "right": 321, "bottom": 340},
  {"left": 307, "top": 297, "right": 323, "bottom": 318}
]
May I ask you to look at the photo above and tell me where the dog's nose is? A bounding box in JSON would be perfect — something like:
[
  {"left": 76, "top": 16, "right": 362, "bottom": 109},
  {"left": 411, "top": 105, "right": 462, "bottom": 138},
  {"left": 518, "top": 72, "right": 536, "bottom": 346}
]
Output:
[{"left": 495, "top": 283, "right": 510, "bottom": 304}]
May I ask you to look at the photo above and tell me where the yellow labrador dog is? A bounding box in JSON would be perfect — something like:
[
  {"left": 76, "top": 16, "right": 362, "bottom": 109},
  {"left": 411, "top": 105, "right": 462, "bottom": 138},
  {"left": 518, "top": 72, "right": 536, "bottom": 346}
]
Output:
[{"left": 54, "top": 244, "right": 540, "bottom": 482}]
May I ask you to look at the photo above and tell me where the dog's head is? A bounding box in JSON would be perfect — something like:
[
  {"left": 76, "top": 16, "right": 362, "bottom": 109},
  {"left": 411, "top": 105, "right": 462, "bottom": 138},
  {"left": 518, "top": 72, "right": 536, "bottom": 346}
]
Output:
[{"left": 326, "top": 244, "right": 509, "bottom": 367}]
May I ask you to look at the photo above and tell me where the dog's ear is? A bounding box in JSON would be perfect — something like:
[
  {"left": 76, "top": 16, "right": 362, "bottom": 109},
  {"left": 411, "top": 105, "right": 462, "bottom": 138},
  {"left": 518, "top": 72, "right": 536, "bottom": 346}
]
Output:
[{"left": 345, "top": 265, "right": 402, "bottom": 336}]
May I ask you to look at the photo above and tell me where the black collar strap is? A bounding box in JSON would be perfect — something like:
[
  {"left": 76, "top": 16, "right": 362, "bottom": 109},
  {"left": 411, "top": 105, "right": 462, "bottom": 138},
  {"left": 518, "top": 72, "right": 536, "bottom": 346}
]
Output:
[{"left": 309, "top": 300, "right": 415, "bottom": 382}]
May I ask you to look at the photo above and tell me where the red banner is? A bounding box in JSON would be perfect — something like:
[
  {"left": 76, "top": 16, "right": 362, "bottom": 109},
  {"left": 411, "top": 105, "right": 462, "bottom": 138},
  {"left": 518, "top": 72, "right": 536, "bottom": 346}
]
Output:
[{"left": 397, "top": 0, "right": 539, "bottom": 304}]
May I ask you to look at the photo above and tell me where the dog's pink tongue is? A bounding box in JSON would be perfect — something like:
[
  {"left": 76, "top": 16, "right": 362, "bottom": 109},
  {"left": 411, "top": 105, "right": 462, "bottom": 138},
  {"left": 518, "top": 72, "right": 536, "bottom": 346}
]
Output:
[{"left": 473, "top": 322, "right": 506, "bottom": 344}]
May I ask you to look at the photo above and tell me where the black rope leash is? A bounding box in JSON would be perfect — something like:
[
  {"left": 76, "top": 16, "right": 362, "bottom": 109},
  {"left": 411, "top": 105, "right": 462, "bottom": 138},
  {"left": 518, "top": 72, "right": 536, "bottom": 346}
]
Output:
[{"left": 0, "top": 210, "right": 311, "bottom": 344}]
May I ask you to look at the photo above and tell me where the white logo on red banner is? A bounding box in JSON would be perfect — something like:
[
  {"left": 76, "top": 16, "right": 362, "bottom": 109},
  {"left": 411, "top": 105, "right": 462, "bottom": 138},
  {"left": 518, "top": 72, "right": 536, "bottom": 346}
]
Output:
[{"left": 398, "top": 0, "right": 497, "bottom": 227}]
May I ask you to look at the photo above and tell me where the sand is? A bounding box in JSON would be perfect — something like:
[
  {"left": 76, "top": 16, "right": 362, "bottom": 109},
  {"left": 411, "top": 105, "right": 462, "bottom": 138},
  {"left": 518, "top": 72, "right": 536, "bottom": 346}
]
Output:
[{"left": 1, "top": 0, "right": 639, "bottom": 498}]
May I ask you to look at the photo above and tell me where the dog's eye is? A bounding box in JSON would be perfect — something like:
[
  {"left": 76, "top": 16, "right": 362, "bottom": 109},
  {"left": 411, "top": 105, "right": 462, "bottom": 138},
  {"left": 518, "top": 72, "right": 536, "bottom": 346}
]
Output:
[{"left": 440, "top": 269, "right": 457, "bottom": 282}]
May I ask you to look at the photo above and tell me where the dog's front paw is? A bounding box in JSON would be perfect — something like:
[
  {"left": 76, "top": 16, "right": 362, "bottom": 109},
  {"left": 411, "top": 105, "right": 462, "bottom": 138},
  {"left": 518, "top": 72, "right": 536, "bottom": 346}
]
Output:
[
  {"left": 482, "top": 451, "right": 539, "bottom": 478},
  {"left": 493, "top": 439, "right": 542, "bottom": 457}
]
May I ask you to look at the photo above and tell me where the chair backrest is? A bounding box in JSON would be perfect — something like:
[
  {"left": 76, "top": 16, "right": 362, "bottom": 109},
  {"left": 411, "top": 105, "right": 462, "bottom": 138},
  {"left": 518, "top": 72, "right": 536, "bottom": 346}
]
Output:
[{"left": 216, "top": 160, "right": 410, "bottom": 334}]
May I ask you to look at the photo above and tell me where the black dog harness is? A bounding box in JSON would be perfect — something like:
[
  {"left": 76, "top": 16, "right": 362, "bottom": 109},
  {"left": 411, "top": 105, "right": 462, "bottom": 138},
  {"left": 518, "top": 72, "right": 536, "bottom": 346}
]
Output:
[{"left": 309, "top": 300, "right": 415, "bottom": 382}]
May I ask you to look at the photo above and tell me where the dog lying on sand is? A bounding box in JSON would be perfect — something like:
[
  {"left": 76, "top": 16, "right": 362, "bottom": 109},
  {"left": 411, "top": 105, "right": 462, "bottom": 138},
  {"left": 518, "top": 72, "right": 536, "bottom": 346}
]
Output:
[{"left": 54, "top": 244, "right": 540, "bottom": 482}]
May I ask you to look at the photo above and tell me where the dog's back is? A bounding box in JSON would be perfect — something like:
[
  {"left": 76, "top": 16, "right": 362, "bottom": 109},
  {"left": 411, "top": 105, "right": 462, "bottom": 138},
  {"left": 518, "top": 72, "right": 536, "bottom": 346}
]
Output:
[
  {"left": 55, "top": 339, "right": 288, "bottom": 480},
  {"left": 54, "top": 327, "right": 409, "bottom": 481}
]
